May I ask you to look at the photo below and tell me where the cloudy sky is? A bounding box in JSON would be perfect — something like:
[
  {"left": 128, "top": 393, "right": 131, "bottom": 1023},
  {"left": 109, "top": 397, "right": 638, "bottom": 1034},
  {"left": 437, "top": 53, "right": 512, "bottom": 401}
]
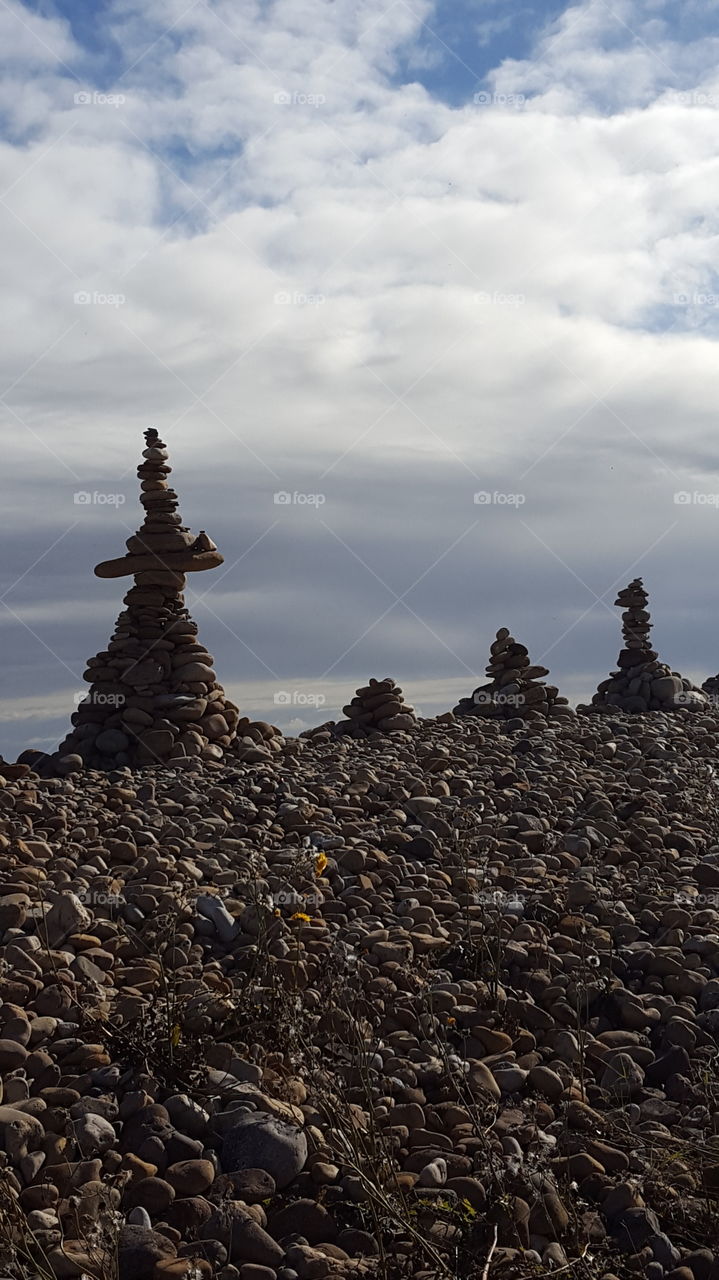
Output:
[{"left": 2, "top": 0, "right": 719, "bottom": 755}]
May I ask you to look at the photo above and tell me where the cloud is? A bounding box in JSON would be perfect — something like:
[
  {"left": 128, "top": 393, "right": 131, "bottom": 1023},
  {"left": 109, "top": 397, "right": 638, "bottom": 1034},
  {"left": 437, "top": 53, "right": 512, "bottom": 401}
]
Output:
[{"left": 2, "top": 0, "right": 719, "bottom": 754}]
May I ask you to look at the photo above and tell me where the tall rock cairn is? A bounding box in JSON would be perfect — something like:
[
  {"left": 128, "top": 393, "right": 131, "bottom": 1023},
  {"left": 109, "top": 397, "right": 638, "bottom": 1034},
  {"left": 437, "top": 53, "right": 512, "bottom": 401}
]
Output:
[
  {"left": 453, "top": 628, "right": 571, "bottom": 721},
  {"left": 55, "top": 429, "right": 241, "bottom": 769},
  {"left": 590, "top": 578, "right": 704, "bottom": 712}
]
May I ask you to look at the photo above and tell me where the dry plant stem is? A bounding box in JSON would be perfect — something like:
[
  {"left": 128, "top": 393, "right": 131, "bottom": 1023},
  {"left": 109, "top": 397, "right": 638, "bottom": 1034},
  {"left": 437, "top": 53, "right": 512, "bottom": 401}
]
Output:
[
  {"left": 480, "top": 1223, "right": 497, "bottom": 1280},
  {"left": 329, "top": 1121, "right": 455, "bottom": 1278},
  {"left": 0, "top": 1174, "right": 60, "bottom": 1280},
  {"left": 548, "top": 1241, "right": 591, "bottom": 1275},
  {"left": 310, "top": 992, "right": 456, "bottom": 1277}
]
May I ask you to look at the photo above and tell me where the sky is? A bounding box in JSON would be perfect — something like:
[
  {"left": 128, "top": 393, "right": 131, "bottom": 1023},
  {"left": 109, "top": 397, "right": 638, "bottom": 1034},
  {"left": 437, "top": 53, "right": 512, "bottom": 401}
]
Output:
[{"left": 2, "top": 0, "right": 719, "bottom": 755}]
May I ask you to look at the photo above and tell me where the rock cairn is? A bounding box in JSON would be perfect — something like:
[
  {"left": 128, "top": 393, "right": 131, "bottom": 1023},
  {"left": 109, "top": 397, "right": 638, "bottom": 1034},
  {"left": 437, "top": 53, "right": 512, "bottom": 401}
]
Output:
[
  {"left": 702, "top": 673, "right": 719, "bottom": 703},
  {"left": 454, "top": 628, "right": 570, "bottom": 721},
  {"left": 590, "top": 579, "right": 705, "bottom": 713},
  {"left": 52, "top": 429, "right": 243, "bottom": 770},
  {"left": 335, "top": 677, "right": 418, "bottom": 735}
]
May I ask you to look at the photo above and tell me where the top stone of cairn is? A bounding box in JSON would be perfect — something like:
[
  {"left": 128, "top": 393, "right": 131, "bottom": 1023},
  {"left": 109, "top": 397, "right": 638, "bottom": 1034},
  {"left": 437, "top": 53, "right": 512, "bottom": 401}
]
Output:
[{"left": 94, "top": 428, "right": 224, "bottom": 579}]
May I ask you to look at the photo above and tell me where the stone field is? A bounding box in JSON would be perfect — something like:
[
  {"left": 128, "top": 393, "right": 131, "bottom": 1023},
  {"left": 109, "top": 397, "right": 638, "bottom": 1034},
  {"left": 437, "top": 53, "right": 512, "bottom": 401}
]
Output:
[{"left": 0, "top": 703, "right": 719, "bottom": 1279}]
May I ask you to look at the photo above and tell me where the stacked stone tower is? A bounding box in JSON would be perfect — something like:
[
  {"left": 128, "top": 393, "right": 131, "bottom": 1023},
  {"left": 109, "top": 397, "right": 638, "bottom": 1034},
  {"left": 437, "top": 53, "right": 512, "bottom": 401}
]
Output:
[
  {"left": 336, "top": 677, "right": 418, "bottom": 735},
  {"left": 453, "top": 628, "right": 570, "bottom": 721},
  {"left": 54, "top": 429, "right": 241, "bottom": 769},
  {"left": 590, "top": 578, "right": 704, "bottom": 712}
]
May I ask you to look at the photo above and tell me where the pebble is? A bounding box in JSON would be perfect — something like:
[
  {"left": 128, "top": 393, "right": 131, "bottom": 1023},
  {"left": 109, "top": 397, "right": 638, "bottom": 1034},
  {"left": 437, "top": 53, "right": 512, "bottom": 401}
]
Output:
[
  {"left": 221, "top": 1113, "right": 308, "bottom": 1188},
  {"left": 0, "top": 703, "right": 718, "bottom": 1275}
]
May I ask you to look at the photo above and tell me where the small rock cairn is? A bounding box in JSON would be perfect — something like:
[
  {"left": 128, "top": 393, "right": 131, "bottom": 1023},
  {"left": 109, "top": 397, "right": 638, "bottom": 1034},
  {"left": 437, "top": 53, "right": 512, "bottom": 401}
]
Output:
[
  {"left": 52, "top": 429, "right": 244, "bottom": 770},
  {"left": 453, "top": 627, "right": 569, "bottom": 721},
  {"left": 336, "top": 677, "right": 418, "bottom": 735},
  {"left": 590, "top": 578, "right": 705, "bottom": 712}
]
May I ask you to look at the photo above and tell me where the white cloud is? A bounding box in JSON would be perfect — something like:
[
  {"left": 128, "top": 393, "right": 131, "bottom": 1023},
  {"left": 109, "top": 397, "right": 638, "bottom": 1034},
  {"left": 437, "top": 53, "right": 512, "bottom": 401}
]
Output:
[{"left": 2, "top": 0, "right": 719, "bottom": 749}]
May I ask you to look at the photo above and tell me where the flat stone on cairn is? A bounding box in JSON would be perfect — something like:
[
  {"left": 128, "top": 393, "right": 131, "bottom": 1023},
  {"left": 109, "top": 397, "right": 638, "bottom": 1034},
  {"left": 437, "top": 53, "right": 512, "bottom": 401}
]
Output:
[
  {"left": 52, "top": 429, "right": 243, "bottom": 770},
  {"left": 336, "top": 677, "right": 418, "bottom": 736},
  {"left": 453, "top": 628, "right": 570, "bottom": 722},
  {"left": 589, "top": 578, "right": 705, "bottom": 713}
]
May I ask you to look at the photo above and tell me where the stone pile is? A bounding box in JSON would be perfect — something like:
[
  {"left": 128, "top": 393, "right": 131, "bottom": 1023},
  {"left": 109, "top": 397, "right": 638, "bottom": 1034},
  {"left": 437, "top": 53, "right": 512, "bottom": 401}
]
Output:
[
  {"left": 1, "top": 707, "right": 719, "bottom": 1278},
  {"left": 702, "top": 673, "right": 719, "bottom": 703},
  {"left": 453, "top": 627, "right": 570, "bottom": 721},
  {"left": 590, "top": 578, "right": 705, "bottom": 713},
  {"left": 335, "top": 677, "right": 418, "bottom": 735},
  {"left": 46, "top": 430, "right": 245, "bottom": 772}
]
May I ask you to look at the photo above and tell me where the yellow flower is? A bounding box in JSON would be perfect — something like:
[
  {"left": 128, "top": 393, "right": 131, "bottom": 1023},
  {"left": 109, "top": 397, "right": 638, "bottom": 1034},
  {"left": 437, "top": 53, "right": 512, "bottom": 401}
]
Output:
[
  {"left": 446, "top": 1016, "right": 456, "bottom": 1025},
  {"left": 291, "top": 912, "right": 311, "bottom": 922},
  {"left": 273, "top": 908, "right": 281, "bottom": 917},
  {"left": 461, "top": 1199, "right": 477, "bottom": 1217},
  {"left": 315, "top": 852, "right": 328, "bottom": 876}
]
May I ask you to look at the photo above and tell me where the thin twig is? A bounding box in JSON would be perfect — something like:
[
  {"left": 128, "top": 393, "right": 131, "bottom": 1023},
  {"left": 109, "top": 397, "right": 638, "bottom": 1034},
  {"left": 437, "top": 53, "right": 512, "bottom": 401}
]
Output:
[{"left": 481, "top": 1223, "right": 498, "bottom": 1280}]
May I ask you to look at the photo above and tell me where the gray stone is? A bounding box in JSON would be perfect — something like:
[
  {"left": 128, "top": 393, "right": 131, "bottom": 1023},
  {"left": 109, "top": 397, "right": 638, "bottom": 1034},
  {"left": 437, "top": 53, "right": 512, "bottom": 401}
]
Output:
[{"left": 221, "top": 1113, "right": 308, "bottom": 1189}]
